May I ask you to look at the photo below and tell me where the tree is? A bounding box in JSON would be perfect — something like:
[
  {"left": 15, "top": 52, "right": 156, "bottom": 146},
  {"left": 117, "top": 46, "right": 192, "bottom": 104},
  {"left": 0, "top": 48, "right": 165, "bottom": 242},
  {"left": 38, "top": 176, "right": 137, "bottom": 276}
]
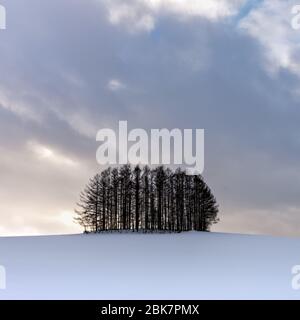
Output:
[
  {"left": 142, "top": 166, "right": 151, "bottom": 230},
  {"left": 75, "top": 165, "right": 219, "bottom": 233},
  {"left": 111, "top": 168, "right": 119, "bottom": 230},
  {"left": 133, "top": 165, "right": 141, "bottom": 231},
  {"left": 75, "top": 174, "right": 101, "bottom": 232}
]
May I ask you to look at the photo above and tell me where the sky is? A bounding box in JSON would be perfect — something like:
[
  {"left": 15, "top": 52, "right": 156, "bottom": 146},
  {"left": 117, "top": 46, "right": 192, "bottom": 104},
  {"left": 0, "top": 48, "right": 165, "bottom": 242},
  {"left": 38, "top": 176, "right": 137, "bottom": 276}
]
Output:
[{"left": 0, "top": 0, "right": 300, "bottom": 237}]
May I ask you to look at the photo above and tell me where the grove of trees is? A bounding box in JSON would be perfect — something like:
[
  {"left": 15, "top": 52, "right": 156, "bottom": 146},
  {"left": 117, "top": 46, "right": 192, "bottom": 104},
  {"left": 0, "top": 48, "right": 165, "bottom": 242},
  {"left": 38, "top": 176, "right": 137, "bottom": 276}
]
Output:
[{"left": 75, "top": 165, "right": 219, "bottom": 233}]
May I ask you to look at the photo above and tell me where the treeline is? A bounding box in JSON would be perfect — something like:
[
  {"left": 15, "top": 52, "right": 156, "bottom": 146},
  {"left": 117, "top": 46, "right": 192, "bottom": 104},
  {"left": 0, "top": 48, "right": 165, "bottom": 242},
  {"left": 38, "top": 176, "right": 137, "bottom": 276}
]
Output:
[{"left": 75, "top": 165, "right": 219, "bottom": 233}]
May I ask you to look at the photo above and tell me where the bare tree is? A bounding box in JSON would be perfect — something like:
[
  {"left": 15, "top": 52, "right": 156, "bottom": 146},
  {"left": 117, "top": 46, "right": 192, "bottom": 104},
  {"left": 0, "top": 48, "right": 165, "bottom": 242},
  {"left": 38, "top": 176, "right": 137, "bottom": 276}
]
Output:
[{"left": 75, "top": 165, "right": 219, "bottom": 233}]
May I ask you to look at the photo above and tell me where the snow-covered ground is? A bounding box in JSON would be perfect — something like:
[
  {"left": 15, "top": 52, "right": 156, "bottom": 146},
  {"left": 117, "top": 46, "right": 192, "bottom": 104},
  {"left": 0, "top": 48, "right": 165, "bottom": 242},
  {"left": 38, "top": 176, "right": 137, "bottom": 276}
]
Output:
[{"left": 0, "top": 231, "right": 300, "bottom": 299}]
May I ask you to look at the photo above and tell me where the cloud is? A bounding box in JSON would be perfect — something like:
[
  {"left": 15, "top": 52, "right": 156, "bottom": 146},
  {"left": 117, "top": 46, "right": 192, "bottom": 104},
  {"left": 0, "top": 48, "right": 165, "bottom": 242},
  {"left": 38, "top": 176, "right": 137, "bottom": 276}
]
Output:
[
  {"left": 213, "top": 207, "right": 300, "bottom": 237},
  {"left": 240, "top": 0, "right": 300, "bottom": 77},
  {"left": 0, "top": 88, "right": 43, "bottom": 123},
  {"left": 106, "top": 2, "right": 155, "bottom": 32},
  {"left": 0, "top": 0, "right": 300, "bottom": 237},
  {"left": 27, "top": 141, "right": 79, "bottom": 168},
  {"left": 103, "top": 0, "right": 246, "bottom": 32},
  {"left": 107, "top": 79, "right": 126, "bottom": 91},
  {"left": 146, "top": 0, "right": 245, "bottom": 18}
]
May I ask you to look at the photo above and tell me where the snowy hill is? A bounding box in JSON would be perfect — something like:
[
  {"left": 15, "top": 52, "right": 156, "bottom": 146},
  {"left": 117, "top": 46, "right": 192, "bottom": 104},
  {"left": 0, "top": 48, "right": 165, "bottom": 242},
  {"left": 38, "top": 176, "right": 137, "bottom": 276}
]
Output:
[{"left": 0, "top": 232, "right": 300, "bottom": 299}]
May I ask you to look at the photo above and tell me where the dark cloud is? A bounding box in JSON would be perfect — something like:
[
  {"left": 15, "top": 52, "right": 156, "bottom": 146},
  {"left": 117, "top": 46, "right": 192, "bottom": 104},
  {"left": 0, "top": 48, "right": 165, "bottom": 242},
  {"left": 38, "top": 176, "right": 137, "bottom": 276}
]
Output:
[{"left": 0, "top": 0, "right": 299, "bottom": 236}]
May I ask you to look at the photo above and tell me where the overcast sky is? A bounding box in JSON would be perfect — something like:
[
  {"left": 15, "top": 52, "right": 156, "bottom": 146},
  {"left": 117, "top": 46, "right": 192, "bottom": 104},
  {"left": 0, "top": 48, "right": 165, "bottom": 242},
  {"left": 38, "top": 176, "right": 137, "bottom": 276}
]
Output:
[{"left": 0, "top": 0, "right": 300, "bottom": 237}]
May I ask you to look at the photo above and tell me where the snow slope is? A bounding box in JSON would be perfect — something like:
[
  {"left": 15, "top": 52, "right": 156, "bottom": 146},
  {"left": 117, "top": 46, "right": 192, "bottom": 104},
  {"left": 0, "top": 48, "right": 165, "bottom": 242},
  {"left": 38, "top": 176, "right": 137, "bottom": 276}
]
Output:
[{"left": 0, "top": 231, "right": 300, "bottom": 299}]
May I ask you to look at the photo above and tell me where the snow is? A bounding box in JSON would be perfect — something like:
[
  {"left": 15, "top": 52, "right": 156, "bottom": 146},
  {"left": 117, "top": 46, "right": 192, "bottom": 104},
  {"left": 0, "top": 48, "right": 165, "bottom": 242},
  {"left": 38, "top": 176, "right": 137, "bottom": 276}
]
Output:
[{"left": 0, "top": 231, "right": 300, "bottom": 299}]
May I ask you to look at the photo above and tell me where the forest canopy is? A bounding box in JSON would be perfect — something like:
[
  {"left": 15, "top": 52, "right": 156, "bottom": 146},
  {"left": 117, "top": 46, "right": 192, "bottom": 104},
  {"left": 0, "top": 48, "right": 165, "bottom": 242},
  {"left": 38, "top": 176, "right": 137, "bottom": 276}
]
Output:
[{"left": 75, "top": 165, "right": 219, "bottom": 233}]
